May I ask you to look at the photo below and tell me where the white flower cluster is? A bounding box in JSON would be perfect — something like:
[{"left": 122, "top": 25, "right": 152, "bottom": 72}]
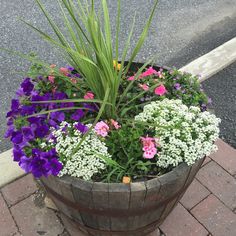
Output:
[
  {"left": 135, "top": 99, "right": 220, "bottom": 168},
  {"left": 50, "top": 122, "right": 110, "bottom": 180}
]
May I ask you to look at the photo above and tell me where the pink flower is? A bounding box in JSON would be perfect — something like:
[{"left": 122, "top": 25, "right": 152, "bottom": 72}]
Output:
[
  {"left": 60, "top": 67, "right": 69, "bottom": 76},
  {"left": 50, "top": 64, "right": 56, "bottom": 68},
  {"left": 140, "top": 136, "right": 157, "bottom": 159},
  {"left": 143, "top": 147, "right": 157, "bottom": 159},
  {"left": 141, "top": 137, "right": 155, "bottom": 149},
  {"left": 110, "top": 119, "right": 121, "bottom": 129},
  {"left": 140, "top": 67, "right": 158, "bottom": 78},
  {"left": 154, "top": 84, "right": 167, "bottom": 96},
  {"left": 138, "top": 83, "right": 149, "bottom": 91},
  {"left": 95, "top": 121, "right": 110, "bottom": 137},
  {"left": 48, "top": 76, "right": 55, "bottom": 83},
  {"left": 70, "top": 78, "right": 77, "bottom": 84},
  {"left": 84, "top": 92, "right": 94, "bottom": 100},
  {"left": 128, "top": 75, "right": 135, "bottom": 81}
]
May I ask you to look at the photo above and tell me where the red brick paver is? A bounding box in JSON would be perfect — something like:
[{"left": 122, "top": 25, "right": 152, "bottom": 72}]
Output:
[
  {"left": 1, "top": 174, "right": 37, "bottom": 206},
  {"left": 191, "top": 194, "right": 236, "bottom": 236},
  {"left": 196, "top": 161, "right": 236, "bottom": 210},
  {"left": 160, "top": 203, "right": 209, "bottom": 236},
  {"left": 201, "top": 157, "right": 211, "bottom": 167},
  {"left": 0, "top": 193, "right": 18, "bottom": 236},
  {"left": 11, "top": 195, "right": 64, "bottom": 236},
  {"left": 210, "top": 139, "right": 236, "bottom": 175},
  {"left": 180, "top": 179, "right": 210, "bottom": 210}
]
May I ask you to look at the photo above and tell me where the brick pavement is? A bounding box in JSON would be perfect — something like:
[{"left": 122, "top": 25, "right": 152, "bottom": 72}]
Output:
[{"left": 0, "top": 139, "right": 235, "bottom": 236}]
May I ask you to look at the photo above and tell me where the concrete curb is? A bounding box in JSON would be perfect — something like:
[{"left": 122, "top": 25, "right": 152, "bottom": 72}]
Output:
[
  {"left": 0, "top": 37, "right": 236, "bottom": 187},
  {"left": 0, "top": 149, "right": 25, "bottom": 188},
  {"left": 179, "top": 37, "right": 236, "bottom": 82}
]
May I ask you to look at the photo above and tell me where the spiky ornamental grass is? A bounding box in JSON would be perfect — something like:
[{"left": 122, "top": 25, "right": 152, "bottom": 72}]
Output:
[{"left": 21, "top": 0, "right": 159, "bottom": 120}]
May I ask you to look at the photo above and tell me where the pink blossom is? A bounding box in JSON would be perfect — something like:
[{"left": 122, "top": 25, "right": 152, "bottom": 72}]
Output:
[
  {"left": 48, "top": 76, "right": 55, "bottom": 83},
  {"left": 140, "top": 136, "right": 157, "bottom": 159},
  {"left": 84, "top": 92, "right": 94, "bottom": 100},
  {"left": 128, "top": 75, "right": 135, "bottom": 81},
  {"left": 50, "top": 64, "right": 56, "bottom": 68},
  {"left": 110, "top": 119, "right": 121, "bottom": 129},
  {"left": 143, "top": 147, "right": 157, "bottom": 159},
  {"left": 95, "top": 121, "right": 110, "bottom": 137},
  {"left": 70, "top": 78, "right": 77, "bottom": 84},
  {"left": 141, "top": 137, "right": 156, "bottom": 149},
  {"left": 140, "top": 67, "right": 158, "bottom": 78},
  {"left": 154, "top": 84, "right": 167, "bottom": 96},
  {"left": 138, "top": 83, "right": 149, "bottom": 91},
  {"left": 60, "top": 67, "right": 69, "bottom": 76}
]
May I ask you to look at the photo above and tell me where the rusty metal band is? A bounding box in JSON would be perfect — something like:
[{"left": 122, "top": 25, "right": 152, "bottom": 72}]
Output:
[{"left": 43, "top": 181, "right": 190, "bottom": 218}]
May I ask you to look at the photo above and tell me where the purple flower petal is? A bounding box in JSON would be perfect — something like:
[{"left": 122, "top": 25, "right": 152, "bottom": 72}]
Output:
[
  {"left": 31, "top": 156, "right": 49, "bottom": 178},
  {"left": 50, "top": 111, "right": 65, "bottom": 122},
  {"left": 71, "top": 109, "right": 84, "bottom": 121},
  {"left": 19, "top": 156, "right": 32, "bottom": 173},
  {"left": 11, "top": 131, "right": 23, "bottom": 145},
  {"left": 22, "top": 126, "right": 34, "bottom": 141},
  {"left": 46, "top": 158, "right": 63, "bottom": 176},
  {"left": 21, "top": 78, "right": 34, "bottom": 96},
  {"left": 13, "top": 147, "right": 25, "bottom": 162},
  {"left": 35, "top": 125, "right": 49, "bottom": 138},
  {"left": 174, "top": 83, "right": 181, "bottom": 90},
  {"left": 74, "top": 123, "right": 88, "bottom": 134},
  {"left": 4, "top": 125, "right": 14, "bottom": 138}
]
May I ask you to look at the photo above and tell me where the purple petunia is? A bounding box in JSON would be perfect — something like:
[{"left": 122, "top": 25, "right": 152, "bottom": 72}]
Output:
[
  {"left": 74, "top": 122, "right": 89, "bottom": 134},
  {"left": 46, "top": 158, "right": 63, "bottom": 176},
  {"left": 20, "top": 105, "right": 36, "bottom": 116},
  {"left": 19, "top": 156, "right": 32, "bottom": 173},
  {"left": 35, "top": 125, "right": 49, "bottom": 138},
  {"left": 21, "top": 78, "right": 34, "bottom": 96},
  {"left": 13, "top": 146, "right": 24, "bottom": 162},
  {"left": 4, "top": 125, "right": 15, "bottom": 138},
  {"left": 50, "top": 111, "right": 65, "bottom": 122},
  {"left": 30, "top": 156, "right": 49, "bottom": 178},
  {"left": 22, "top": 126, "right": 34, "bottom": 141},
  {"left": 11, "top": 131, "right": 23, "bottom": 145},
  {"left": 71, "top": 109, "right": 84, "bottom": 121}
]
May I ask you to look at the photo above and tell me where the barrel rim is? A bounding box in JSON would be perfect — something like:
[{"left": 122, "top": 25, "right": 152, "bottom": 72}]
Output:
[{"left": 52, "top": 158, "right": 203, "bottom": 191}]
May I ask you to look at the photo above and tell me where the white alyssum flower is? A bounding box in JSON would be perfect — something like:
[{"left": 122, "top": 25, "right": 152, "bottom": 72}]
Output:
[
  {"left": 48, "top": 122, "right": 111, "bottom": 181},
  {"left": 135, "top": 99, "right": 220, "bottom": 168}
]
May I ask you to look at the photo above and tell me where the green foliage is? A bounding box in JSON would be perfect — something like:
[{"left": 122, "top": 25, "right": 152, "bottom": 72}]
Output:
[
  {"left": 22, "top": 0, "right": 159, "bottom": 119},
  {"left": 96, "top": 122, "right": 160, "bottom": 182}
]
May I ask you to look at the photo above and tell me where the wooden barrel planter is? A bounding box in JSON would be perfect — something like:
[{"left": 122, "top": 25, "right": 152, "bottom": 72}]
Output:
[{"left": 41, "top": 157, "right": 205, "bottom": 236}]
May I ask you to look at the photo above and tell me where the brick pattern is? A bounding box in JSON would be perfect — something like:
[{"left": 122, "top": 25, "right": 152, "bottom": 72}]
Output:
[
  {"left": 160, "top": 203, "right": 209, "bottom": 236},
  {"left": 196, "top": 161, "right": 236, "bottom": 210},
  {"left": 209, "top": 139, "right": 236, "bottom": 175},
  {"left": 191, "top": 194, "right": 236, "bottom": 236},
  {"left": 0, "top": 193, "right": 18, "bottom": 236},
  {"left": 180, "top": 179, "right": 210, "bottom": 210},
  {"left": 11, "top": 195, "right": 64, "bottom": 236},
  {"left": 1, "top": 174, "right": 38, "bottom": 206},
  {"left": 0, "top": 139, "right": 236, "bottom": 236}
]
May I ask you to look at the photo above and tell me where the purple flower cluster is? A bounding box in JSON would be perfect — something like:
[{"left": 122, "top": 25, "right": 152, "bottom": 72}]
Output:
[
  {"left": 18, "top": 148, "right": 62, "bottom": 178},
  {"left": 5, "top": 77, "right": 91, "bottom": 178}
]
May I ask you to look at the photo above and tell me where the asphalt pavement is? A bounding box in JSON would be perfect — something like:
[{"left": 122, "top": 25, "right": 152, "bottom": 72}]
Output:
[
  {"left": 203, "top": 62, "right": 236, "bottom": 149},
  {"left": 0, "top": 0, "right": 236, "bottom": 152}
]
